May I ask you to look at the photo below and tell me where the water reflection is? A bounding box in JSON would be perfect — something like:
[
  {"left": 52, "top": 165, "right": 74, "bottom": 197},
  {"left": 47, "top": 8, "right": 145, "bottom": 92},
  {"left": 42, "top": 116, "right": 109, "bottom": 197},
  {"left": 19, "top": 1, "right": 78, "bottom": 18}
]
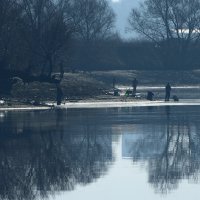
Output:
[
  {"left": 1, "top": 106, "right": 200, "bottom": 199},
  {"left": 0, "top": 110, "right": 113, "bottom": 200},
  {"left": 123, "top": 106, "right": 200, "bottom": 193}
]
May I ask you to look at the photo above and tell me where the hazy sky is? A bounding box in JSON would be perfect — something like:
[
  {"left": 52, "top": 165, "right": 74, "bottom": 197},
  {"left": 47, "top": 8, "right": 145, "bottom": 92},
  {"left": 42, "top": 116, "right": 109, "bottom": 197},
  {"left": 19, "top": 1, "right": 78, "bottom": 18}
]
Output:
[{"left": 109, "top": 0, "right": 142, "bottom": 39}]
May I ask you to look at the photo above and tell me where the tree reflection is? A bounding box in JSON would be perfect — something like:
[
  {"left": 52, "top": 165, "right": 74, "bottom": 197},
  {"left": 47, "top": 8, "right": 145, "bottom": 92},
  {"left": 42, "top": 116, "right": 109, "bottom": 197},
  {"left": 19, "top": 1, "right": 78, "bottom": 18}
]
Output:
[
  {"left": 128, "top": 106, "right": 200, "bottom": 193},
  {"left": 0, "top": 110, "right": 112, "bottom": 200}
]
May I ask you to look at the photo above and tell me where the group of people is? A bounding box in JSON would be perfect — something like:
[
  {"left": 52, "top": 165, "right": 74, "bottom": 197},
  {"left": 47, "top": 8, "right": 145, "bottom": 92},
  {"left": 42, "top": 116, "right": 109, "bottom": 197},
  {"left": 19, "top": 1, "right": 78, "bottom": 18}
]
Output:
[
  {"left": 57, "top": 77, "right": 173, "bottom": 106},
  {"left": 140, "top": 80, "right": 172, "bottom": 101},
  {"left": 147, "top": 82, "right": 172, "bottom": 101},
  {"left": 130, "top": 78, "right": 172, "bottom": 101}
]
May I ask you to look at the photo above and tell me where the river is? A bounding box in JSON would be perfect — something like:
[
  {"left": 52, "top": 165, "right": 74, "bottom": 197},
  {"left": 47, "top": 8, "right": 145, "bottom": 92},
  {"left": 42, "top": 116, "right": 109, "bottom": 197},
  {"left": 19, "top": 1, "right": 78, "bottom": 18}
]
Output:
[{"left": 0, "top": 106, "right": 200, "bottom": 200}]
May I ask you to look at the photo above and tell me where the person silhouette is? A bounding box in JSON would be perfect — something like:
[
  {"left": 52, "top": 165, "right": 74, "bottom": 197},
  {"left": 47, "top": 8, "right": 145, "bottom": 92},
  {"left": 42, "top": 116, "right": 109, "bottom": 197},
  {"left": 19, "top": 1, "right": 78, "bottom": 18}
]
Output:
[
  {"left": 132, "top": 78, "right": 138, "bottom": 96},
  {"left": 147, "top": 91, "right": 154, "bottom": 101},
  {"left": 165, "top": 83, "right": 171, "bottom": 101},
  {"left": 56, "top": 84, "right": 63, "bottom": 105}
]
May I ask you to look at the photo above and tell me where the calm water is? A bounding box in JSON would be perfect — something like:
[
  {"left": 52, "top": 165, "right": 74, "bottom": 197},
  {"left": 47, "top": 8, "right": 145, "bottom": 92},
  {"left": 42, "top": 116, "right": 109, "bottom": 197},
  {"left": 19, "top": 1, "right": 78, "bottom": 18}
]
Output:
[
  {"left": 120, "top": 86, "right": 200, "bottom": 99},
  {"left": 1, "top": 106, "right": 200, "bottom": 200}
]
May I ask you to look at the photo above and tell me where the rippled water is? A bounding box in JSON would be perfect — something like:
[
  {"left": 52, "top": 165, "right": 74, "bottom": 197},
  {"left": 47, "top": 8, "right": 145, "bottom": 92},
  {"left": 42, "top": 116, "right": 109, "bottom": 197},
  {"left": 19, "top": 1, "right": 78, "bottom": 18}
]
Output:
[{"left": 0, "top": 106, "right": 200, "bottom": 200}]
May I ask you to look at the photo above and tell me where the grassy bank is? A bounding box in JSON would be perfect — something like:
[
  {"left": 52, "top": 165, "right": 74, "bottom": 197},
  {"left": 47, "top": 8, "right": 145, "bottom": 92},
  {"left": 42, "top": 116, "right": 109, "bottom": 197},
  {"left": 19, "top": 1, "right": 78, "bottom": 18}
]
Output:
[
  {"left": 11, "top": 72, "right": 107, "bottom": 102},
  {"left": 3, "top": 70, "right": 200, "bottom": 105}
]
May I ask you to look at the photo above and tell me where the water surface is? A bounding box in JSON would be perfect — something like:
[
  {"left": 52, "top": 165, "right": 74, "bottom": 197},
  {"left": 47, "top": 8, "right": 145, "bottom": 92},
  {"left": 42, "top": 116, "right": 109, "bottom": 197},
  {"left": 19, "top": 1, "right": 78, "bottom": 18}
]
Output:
[{"left": 0, "top": 106, "right": 200, "bottom": 200}]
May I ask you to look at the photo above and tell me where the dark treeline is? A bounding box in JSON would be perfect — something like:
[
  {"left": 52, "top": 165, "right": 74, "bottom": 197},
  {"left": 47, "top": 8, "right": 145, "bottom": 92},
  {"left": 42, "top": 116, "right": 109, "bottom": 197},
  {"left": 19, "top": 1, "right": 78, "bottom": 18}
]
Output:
[
  {"left": 67, "top": 38, "right": 200, "bottom": 71},
  {"left": 1, "top": 0, "right": 200, "bottom": 94},
  {"left": 66, "top": 37, "right": 200, "bottom": 71},
  {"left": 60, "top": 0, "right": 200, "bottom": 71},
  {"left": 66, "top": 37, "right": 158, "bottom": 71}
]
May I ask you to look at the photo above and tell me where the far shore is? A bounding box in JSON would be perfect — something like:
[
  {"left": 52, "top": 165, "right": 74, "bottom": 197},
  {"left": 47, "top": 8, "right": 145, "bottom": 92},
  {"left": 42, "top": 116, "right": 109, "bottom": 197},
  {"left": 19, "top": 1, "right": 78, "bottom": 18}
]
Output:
[{"left": 1, "top": 75, "right": 200, "bottom": 111}]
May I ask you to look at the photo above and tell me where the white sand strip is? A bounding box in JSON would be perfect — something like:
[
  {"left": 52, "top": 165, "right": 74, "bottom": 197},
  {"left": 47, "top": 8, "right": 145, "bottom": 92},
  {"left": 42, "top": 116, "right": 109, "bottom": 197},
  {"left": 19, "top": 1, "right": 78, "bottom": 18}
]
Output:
[
  {"left": 1, "top": 100, "right": 200, "bottom": 111},
  {"left": 57, "top": 100, "right": 200, "bottom": 109},
  {"left": 0, "top": 107, "right": 51, "bottom": 111}
]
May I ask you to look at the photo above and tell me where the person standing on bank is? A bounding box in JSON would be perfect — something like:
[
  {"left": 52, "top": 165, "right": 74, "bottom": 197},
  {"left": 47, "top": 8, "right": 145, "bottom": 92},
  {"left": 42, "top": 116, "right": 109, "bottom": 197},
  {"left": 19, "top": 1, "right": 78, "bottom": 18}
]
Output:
[
  {"left": 132, "top": 78, "right": 138, "bottom": 96},
  {"left": 56, "top": 84, "right": 63, "bottom": 105},
  {"left": 165, "top": 83, "right": 171, "bottom": 101}
]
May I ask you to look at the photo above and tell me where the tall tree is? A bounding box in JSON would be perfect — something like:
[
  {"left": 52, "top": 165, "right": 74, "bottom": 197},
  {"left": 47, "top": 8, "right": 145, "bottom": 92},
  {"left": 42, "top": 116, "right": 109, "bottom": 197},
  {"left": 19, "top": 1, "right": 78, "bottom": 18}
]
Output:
[
  {"left": 71, "top": 0, "right": 115, "bottom": 42},
  {"left": 20, "top": 0, "right": 74, "bottom": 77},
  {"left": 69, "top": 0, "right": 115, "bottom": 69},
  {"left": 0, "top": 0, "right": 23, "bottom": 94},
  {"left": 0, "top": 0, "right": 20, "bottom": 69},
  {"left": 128, "top": 0, "right": 200, "bottom": 69}
]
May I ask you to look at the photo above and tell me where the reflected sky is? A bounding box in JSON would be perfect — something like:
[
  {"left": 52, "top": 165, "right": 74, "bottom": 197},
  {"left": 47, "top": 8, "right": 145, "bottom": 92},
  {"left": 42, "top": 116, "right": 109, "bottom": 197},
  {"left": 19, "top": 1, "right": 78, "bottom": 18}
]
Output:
[{"left": 1, "top": 106, "right": 200, "bottom": 200}]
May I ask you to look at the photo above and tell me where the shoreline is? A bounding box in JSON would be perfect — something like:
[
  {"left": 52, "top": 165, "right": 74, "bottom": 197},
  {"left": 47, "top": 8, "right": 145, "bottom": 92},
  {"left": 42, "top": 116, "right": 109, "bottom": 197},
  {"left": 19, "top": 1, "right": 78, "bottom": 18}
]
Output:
[
  {"left": 1, "top": 83, "right": 200, "bottom": 111},
  {"left": 0, "top": 106, "right": 52, "bottom": 111},
  {"left": 59, "top": 99, "right": 200, "bottom": 109},
  {"left": 1, "top": 99, "right": 200, "bottom": 111}
]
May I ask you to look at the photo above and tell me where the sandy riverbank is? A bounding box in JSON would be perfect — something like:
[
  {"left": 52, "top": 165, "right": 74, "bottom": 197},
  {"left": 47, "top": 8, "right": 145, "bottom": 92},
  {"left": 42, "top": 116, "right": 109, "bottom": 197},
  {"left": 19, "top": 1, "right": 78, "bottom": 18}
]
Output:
[
  {"left": 56, "top": 99, "right": 200, "bottom": 109},
  {"left": 1, "top": 85, "right": 200, "bottom": 111},
  {"left": 1, "top": 100, "right": 200, "bottom": 111},
  {"left": 0, "top": 106, "right": 52, "bottom": 111}
]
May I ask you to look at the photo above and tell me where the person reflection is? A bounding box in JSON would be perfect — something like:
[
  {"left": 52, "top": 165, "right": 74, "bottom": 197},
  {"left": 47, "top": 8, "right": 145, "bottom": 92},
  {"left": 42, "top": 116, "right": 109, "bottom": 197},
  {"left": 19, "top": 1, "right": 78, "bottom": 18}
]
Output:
[
  {"left": 0, "top": 110, "right": 112, "bottom": 200},
  {"left": 165, "top": 106, "right": 170, "bottom": 118}
]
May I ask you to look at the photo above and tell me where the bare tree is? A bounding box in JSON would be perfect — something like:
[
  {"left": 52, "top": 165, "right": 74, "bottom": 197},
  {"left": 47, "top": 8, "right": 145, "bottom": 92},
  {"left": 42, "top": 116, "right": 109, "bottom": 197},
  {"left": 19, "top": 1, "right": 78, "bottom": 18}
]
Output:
[
  {"left": 0, "top": 0, "right": 77, "bottom": 95},
  {"left": 0, "top": 0, "right": 23, "bottom": 94},
  {"left": 68, "top": 0, "right": 115, "bottom": 69},
  {"left": 20, "top": 0, "right": 75, "bottom": 78},
  {"left": 71, "top": 0, "right": 115, "bottom": 42},
  {"left": 0, "top": 0, "right": 19, "bottom": 69},
  {"left": 128, "top": 0, "right": 200, "bottom": 69}
]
